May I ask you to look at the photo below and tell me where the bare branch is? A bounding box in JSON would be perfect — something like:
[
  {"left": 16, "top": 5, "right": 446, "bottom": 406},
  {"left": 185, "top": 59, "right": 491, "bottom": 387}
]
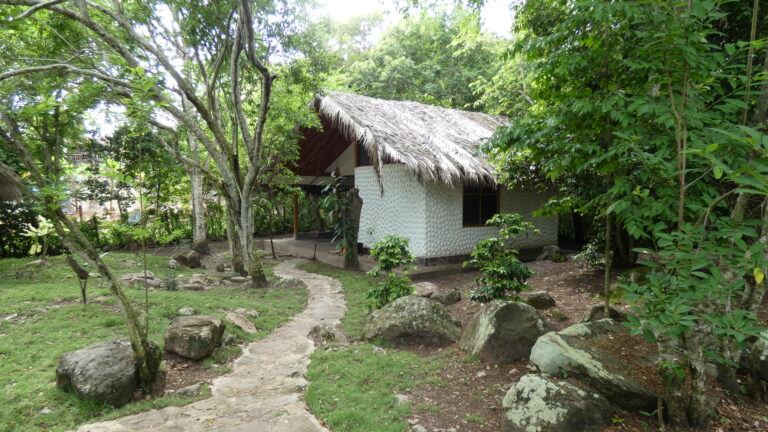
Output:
[
  {"left": 0, "top": 63, "right": 130, "bottom": 87},
  {"left": 10, "top": 0, "right": 67, "bottom": 20}
]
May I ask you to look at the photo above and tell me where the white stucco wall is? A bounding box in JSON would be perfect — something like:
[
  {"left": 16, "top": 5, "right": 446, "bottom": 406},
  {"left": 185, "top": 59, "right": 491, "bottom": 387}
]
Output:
[
  {"left": 356, "top": 164, "right": 428, "bottom": 256},
  {"left": 355, "top": 163, "right": 557, "bottom": 259},
  {"left": 423, "top": 181, "right": 557, "bottom": 258},
  {"left": 324, "top": 144, "right": 355, "bottom": 176}
]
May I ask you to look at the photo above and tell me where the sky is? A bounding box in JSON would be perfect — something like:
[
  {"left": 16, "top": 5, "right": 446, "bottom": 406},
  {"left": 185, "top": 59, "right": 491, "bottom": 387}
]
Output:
[{"left": 315, "top": 0, "right": 514, "bottom": 39}]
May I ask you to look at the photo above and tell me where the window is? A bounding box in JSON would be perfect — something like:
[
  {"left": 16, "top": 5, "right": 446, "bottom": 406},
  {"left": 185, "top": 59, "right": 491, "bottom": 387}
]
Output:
[{"left": 463, "top": 186, "right": 499, "bottom": 227}]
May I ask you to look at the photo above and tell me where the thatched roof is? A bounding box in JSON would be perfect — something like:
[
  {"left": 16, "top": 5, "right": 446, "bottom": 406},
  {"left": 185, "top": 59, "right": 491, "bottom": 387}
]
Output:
[
  {"left": 313, "top": 91, "right": 507, "bottom": 187},
  {"left": 0, "top": 162, "right": 22, "bottom": 202}
]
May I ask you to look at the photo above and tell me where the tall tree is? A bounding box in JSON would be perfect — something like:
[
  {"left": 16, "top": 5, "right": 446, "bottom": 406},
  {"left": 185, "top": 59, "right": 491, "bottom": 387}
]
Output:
[
  {"left": 336, "top": 7, "right": 500, "bottom": 110},
  {"left": 486, "top": 0, "right": 768, "bottom": 426},
  {"left": 0, "top": 0, "right": 320, "bottom": 283}
]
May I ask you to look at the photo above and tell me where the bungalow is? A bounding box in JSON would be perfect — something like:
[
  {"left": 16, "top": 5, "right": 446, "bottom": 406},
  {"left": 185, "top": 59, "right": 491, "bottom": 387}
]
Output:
[{"left": 294, "top": 91, "right": 557, "bottom": 265}]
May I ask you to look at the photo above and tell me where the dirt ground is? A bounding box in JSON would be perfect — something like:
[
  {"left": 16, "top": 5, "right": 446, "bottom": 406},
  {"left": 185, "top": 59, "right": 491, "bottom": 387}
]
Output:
[{"left": 402, "top": 255, "right": 768, "bottom": 432}]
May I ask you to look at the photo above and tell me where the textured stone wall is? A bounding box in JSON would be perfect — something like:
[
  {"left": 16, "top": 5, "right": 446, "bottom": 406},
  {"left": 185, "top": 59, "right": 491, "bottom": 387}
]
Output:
[
  {"left": 423, "top": 181, "right": 557, "bottom": 258},
  {"left": 355, "top": 165, "right": 428, "bottom": 256},
  {"left": 355, "top": 164, "right": 557, "bottom": 259}
]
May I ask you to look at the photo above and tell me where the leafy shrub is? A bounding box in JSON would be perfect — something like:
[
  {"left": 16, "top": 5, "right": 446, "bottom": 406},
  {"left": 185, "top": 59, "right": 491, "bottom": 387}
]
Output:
[
  {"left": 366, "top": 235, "right": 416, "bottom": 309},
  {"left": 465, "top": 213, "right": 535, "bottom": 302},
  {"left": 572, "top": 235, "right": 604, "bottom": 269}
]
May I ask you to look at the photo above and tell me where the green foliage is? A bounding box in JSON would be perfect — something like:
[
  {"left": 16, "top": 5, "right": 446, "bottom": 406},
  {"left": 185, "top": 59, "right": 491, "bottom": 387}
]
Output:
[
  {"left": 366, "top": 235, "right": 416, "bottom": 309},
  {"left": 19, "top": 215, "right": 55, "bottom": 257},
  {"left": 321, "top": 174, "right": 357, "bottom": 261},
  {"left": 465, "top": 213, "right": 534, "bottom": 302},
  {"left": 485, "top": 0, "right": 768, "bottom": 424},
  {"left": 332, "top": 7, "right": 501, "bottom": 110},
  {"left": 368, "top": 235, "right": 416, "bottom": 275},
  {"left": 365, "top": 276, "right": 415, "bottom": 310}
]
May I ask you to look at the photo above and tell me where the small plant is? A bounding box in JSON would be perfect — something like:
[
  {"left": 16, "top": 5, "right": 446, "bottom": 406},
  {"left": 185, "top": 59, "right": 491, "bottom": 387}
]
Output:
[
  {"left": 572, "top": 236, "right": 604, "bottom": 270},
  {"left": 20, "top": 215, "right": 55, "bottom": 258},
  {"left": 366, "top": 235, "right": 416, "bottom": 309},
  {"left": 464, "top": 213, "right": 535, "bottom": 302}
]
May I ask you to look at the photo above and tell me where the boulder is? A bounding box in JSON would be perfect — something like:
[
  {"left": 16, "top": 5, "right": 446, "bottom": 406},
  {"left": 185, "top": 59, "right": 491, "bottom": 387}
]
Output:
[
  {"left": 537, "top": 245, "right": 566, "bottom": 262},
  {"left": 173, "top": 250, "right": 202, "bottom": 269},
  {"left": 530, "top": 319, "right": 658, "bottom": 411},
  {"left": 746, "top": 331, "right": 768, "bottom": 393},
  {"left": 120, "top": 271, "right": 161, "bottom": 288},
  {"left": 164, "top": 315, "right": 225, "bottom": 360},
  {"left": 309, "top": 323, "right": 348, "bottom": 346},
  {"left": 502, "top": 374, "right": 612, "bottom": 432},
  {"left": 177, "top": 307, "right": 197, "bottom": 316},
  {"left": 413, "top": 282, "right": 437, "bottom": 298},
  {"left": 168, "top": 259, "right": 179, "bottom": 270},
  {"left": 175, "top": 383, "right": 202, "bottom": 398},
  {"left": 412, "top": 282, "right": 461, "bottom": 306},
  {"left": 460, "top": 300, "right": 549, "bottom": 364},
  {"left": 56, "top": 339, "right": 139, "bottom": 407},
  {"left": 581, "top": 304, "right": 628, "bottom": 323},
  {"left": 522, "top": 291, "right": 557, "bottom": 309},
  {"left": 431, "top": 288, "right": 461, "bottom": 306},
  {"left": 226, "top": 312, "right": 258, "bottom": 334},
  {"left": 362, "top": 296, "right": 460, "bottom": 346}
]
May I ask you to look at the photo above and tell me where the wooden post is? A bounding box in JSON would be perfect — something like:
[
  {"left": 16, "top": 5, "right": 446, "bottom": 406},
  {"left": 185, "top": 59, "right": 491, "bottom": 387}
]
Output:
[{"left": 293, "top": 190, "right": 299, "bottom": 237}]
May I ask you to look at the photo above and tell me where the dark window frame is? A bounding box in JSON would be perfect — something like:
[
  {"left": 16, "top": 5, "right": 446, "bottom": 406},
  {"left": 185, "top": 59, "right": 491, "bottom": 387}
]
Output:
[{"left": 462, "top": 185, "right": 500, "bottom": 227}]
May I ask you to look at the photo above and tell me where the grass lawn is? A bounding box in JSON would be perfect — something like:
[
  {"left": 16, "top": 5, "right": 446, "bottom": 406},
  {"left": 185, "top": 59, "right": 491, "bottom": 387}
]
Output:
[
  {"left": 299, "top": 261, "right": 446, "bottom": 432},
  {"left": 0, "top": 252, "right": 307, "bottom": 432}
]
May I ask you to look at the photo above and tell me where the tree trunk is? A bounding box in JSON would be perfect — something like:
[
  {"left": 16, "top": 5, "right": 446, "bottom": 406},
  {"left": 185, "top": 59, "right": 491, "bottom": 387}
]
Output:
[
  {"left": 603, "top": 213, "right": 613, "bottom": 315},
  {"left": 345, "top": 188, "right": 363, "bottom": 270},
  {"left": 189, "top": 165, "right": 207, "bottom": 254}
]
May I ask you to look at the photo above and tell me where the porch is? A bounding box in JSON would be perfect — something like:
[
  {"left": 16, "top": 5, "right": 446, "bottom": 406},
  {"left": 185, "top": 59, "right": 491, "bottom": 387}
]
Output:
[{"left": 259, "top": 236, "right": 466, "bottom": 280}]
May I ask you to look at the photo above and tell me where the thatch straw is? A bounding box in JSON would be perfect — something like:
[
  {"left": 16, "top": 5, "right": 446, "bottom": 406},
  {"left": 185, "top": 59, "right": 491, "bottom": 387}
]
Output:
[
  {"left": 315, "top": 91, "right": 507, "bottom": 187},
  {"left": 0, "top": 162, "right": 22, "bottom": 202}
]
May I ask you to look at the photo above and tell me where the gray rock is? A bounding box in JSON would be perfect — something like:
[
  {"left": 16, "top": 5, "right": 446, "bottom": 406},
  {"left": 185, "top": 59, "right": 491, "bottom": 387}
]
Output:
[
  {"left": 460, "top": 300, "right": 549, "bottom": 364},
  {"left": 177, "top": 307, "right": 197, "bottom": 316},
  {"left": 522, "top": 291, "right": 557, "bottom": 309},
  {"left": 39, "top": 407, "right": 52, "bottom": 415},
  {"left": 412, "top": 425, "right": 427, "bottom": 432},
  {"left": 501, "top": 374, "right": 612, "bottom": 432},
  {"left": 746, "top": 331, "right": 768, "bottom": 389},
  {"left": 308, "top": 323, "right": 347, "bottom": 346},
  {"left": 226, "top": 312, "right": 258, "bottom": 334},
  {"left": 362, "top": 296, "right": 460, "bottom": 346},
  {"left": 581, "top": 304, "right": 628, "bottom": 323},
  {"left": 179, "top": 283, "right": 205, "bottom": 291},
  {"left": 164, "top": 315, "right": 225, "bottom": 360},
  {"left": 56, "top": 339, "right": 139, "bottom": 407},
  {"left": 272, "top": 277, "right": 303, "bottom": 290},
  {"left": 413, "top": 282, "right": 437, "bottom": 298},
  {"left": 395, "top": 394, "right": 410, "bottom": 405},
  {"left": 530, "top": 319, "right": 658, "bottom": 411},
  {"left": 537, "top": 245, "right": 566, "bottom": 262},
  {"left": 173, "top": 250, "right": 202, "bottom": 269},
  {"left": 222, "top": 333, "right": 236, "bottom": 345},
  {"left": 168, "top": 259, "right": 179, "bottom": 270},
  {"left": 175, "top": 383, "right": 202, "bottom": 398},
  {"left": 230, "top": 276, "right": 248, "bottom": 283},
  {"left": 430, "top": 288, "right": 461, "bottom": 306}
]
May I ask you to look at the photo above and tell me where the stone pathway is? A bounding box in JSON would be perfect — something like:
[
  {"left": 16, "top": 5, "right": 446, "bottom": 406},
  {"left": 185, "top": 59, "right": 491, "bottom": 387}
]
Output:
[{"left": 73, "top": 259, "right": 346, "bottom": 432}]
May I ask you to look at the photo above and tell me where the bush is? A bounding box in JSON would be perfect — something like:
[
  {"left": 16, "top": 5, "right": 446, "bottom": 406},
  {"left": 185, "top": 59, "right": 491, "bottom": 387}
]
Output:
[
  {"left": 366, "top": 235, "right": 416, "bottom": 309},
  {"left": 465, "top": 213, "right": 535, "bottom": 302}
]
